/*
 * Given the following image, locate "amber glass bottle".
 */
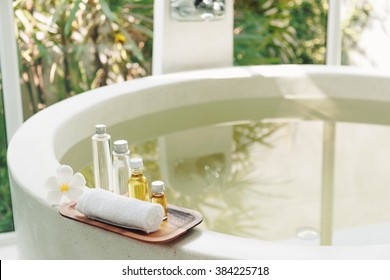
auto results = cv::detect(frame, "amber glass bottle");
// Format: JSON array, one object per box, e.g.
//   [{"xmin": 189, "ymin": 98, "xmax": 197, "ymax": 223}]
[
  {"xmin": 151, "ymin": 180, "xmax": 168, "ymax": 220},
  {"xmin": 128, "ymin": 158, "xmax": 149, "ymax": 201}
]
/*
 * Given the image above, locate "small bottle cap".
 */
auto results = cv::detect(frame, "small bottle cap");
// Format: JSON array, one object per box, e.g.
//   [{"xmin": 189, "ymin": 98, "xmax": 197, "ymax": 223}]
[
  {"xmin": 130, "ymin": 157, "xmax": 143, "ymax": 169},
  {"xmin": 113, "ymin": 140, "xmax": 129, "ymax": 154},
  {"xmin": 151, "ymin": 180, "xmax": 165, "ymax": 193},
  {"xmin": 95, "ymin": 124, "xmax": 106, "ymax": 135}
]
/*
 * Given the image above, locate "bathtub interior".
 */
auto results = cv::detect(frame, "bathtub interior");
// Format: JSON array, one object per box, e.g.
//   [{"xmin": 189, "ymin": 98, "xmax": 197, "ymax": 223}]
[{"xmin": 57, "ymin": 67, "xmax": 390, "ymax": 248}]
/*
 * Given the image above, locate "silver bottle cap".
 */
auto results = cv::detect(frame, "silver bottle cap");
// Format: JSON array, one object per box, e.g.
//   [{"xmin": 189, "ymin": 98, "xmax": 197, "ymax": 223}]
[
  {"xmin": 130, "ymin": 157, "xmax": 143, "ymax": 169},
  {"xmin": 113, "ymin": 140, "xmax": 129, "ymax": 154},
  {"xmin": 151, "ymin": 180, "xmax": 165, "ymax": 192},
  {"xmin": 95, "ymin": 124, "xmax": 106, "ymax": 135}
]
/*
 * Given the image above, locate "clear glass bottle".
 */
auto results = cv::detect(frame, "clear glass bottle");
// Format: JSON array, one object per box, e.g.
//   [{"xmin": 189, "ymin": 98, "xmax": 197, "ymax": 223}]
[
  {"xmin": 128, "ymin": 157, "xmax": 149, "ymax": 201},
  {"xmin": 151, "ymin": 180, "xmax": 168, "ymax": 220},
  {"xmin": 112, "ymin": 140, "xmax": 131, "ymax": 196},
  {"xmin": 92, "ymin": 124, "xmax": 113, "ymax": 191}
]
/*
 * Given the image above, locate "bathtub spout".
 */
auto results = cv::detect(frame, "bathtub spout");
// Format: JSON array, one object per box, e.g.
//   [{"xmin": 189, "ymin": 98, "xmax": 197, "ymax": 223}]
[{"xmin": 171, "ymin": 0, "xmax": 225, "ymax": 21}]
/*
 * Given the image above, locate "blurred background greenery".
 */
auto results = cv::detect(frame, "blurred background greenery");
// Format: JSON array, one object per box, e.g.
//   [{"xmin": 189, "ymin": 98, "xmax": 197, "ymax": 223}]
[
  {"xmin": 1, "ymin": 73, "xmax": 14, "ymax": 232},
  {"xmin": 0, "ymin": 0, "xmax": 371, "ymax": 233}
]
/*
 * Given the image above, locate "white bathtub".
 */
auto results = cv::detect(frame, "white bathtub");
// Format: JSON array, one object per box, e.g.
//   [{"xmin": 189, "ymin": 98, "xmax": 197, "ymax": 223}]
[{"xmin": 7, "ymin": 65, "xmax": 390, "ymax": 259}]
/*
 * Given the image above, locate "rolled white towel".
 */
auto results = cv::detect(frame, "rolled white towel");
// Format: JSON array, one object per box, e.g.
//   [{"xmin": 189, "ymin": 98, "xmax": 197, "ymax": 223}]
[{"xmin": 76, "ymin": 188, "xmax": 164, "ymax": 233}]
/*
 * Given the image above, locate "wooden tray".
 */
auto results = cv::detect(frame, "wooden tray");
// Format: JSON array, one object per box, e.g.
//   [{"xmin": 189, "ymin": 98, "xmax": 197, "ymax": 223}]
[{"xmin": 59, "ymin": 202, "xmax": 203, "ymax": 243}]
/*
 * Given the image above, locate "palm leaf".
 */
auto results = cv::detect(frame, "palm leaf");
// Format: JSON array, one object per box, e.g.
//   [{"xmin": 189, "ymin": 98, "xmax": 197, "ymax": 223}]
[
  {"xmin": 64, "ymin": 0, "xmax": 81, "ymax": 39},
  {"xmin": 99, "ymin": 0, "xmax": 118, "ymax": 22}
]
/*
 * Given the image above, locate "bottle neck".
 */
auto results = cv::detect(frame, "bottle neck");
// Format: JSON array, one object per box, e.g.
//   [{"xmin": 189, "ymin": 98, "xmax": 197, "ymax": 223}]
[
  {"xmin": 113, "ymin": 151, "xmax": 129, "ymax": 157},
  {"xmin": 93, "ymin": 133, "xmax": 110, "ymax": 141},
  {"xmin": 152, "ymin": 191, "xmax": 164, "ymax": 196},
  {"xmin": 131, "ymin": 168, "xmax": 142, "ymax": 175},
  {"xmin": 97, "ymin": 132, "xmax": 110, "ymax": 138}
]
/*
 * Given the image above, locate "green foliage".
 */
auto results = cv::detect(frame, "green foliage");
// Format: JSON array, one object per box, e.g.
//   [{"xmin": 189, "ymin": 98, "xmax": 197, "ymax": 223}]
[
  {"xmin": 14, "ymin": 0, "xmax": 154, "ymax": 118},
  {"xmin": 289, "ymin": 0, "xmax": 328, "ymax": 64},
  {"xmin": 234, "ymin": 0, "xmax": 327, "ymax": 65},
  {"xmin": 0, "ymin": 150, "xmax": 14, "ymax": 233},
  {"xmin": 0, "ymin": 74, "xmax": 15, "ymax": 233}
]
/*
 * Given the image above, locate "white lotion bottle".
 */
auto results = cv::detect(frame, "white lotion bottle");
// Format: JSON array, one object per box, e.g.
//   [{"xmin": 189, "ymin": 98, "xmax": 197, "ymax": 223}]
[
  {"xmin": 92, "ymin": 124, "xmax": 113, "ymax": 191},
  {"xmin": 112, "ymin": 140, "xmax": 131, "ymax": 196}
]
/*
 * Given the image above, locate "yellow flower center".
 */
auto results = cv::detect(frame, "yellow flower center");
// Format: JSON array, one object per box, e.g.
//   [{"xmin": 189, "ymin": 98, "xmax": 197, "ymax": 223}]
[
  {"xmin": 60, "ymin": 184, "xmax": 69, "ymax": 192},
  {"xmin": 114, "ymin": 32, "xmax": 126, "ymax": 44}
]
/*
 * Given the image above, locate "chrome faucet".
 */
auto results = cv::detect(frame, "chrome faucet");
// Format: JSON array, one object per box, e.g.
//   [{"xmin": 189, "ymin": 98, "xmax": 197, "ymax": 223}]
[{"xmin": 171, "ymin": 0, "xmax": 225, "ymax": 21}]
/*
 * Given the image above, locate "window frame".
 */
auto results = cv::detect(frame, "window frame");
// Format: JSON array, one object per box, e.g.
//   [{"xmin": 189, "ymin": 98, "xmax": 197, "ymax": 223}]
[
  {"xmin": 0, "ymin": 0, "xmax": 23, "ymax": 142},
  {"xmin": 326, "ymin": 0, "xmax": 342, "ymax": 65}
]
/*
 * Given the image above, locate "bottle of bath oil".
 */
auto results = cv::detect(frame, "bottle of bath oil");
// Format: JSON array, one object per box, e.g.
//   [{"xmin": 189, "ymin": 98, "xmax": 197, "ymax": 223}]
[
  {"xmin": 128, "ymin": 157, "xmax": 149, "ymax": 201},
  {"xmin": 112, "ymin": 140, "xmax": 131, "ymax": 196},
  {"xmin": 151, "ymin": 180, "xmax": 168, "ymax": 220},
  {"xmin": 92, "ymin": 124, "xmax": 113, "ymax": 191}
]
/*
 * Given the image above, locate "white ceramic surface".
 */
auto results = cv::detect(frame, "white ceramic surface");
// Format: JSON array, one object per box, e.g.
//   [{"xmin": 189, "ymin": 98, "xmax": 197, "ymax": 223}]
[{"xmin": 7, "ymin": 65, "xmax": 390, "ymax": 259}]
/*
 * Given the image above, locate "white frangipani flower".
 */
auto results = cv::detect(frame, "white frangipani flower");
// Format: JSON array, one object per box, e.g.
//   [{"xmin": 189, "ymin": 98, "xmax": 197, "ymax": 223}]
[{"xmin": 45, "ymin": 165, "xmax": 86, "ymax": 205}]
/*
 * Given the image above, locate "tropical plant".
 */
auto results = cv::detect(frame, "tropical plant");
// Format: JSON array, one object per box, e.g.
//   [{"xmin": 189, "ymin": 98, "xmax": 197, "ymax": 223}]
[
  {"xmin": 288, "ymin": 0, "xmax": 328, "ymax": 64},
  {"xmin": 14, "ymin": 0, "xmax": 153, "ymax": 118},
  {"xmin": 234, "ymin": 0, "xmax": 301, "ymax": 65},
  {"xmin": 0, "ymin": 74, "xmax": 14, "ymax": 232},
  {"xmin": 234, "ymin": 0, "xmax": 370, "ymax": 66}
]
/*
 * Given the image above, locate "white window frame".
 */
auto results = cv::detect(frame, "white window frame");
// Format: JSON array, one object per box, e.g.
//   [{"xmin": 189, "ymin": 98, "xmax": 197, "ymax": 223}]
[
  {"xmin": 0, "ymin": 0, "xmax": 23, "ymax": 142},
  {"xmin": 326, "ymin": 0, "xmax": 342, "ymax": 65}
]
